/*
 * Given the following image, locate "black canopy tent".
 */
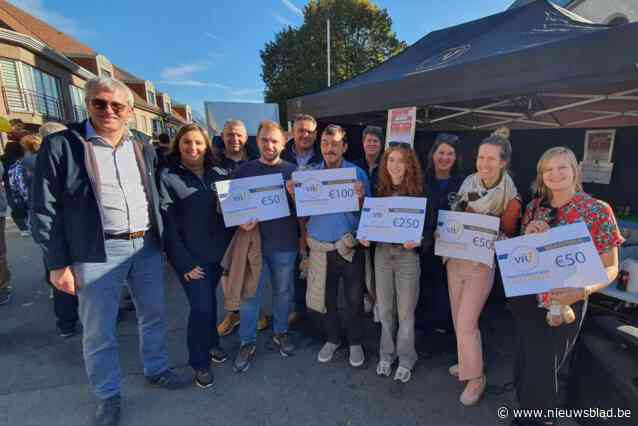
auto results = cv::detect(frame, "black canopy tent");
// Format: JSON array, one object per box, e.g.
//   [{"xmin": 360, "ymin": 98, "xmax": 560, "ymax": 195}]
[{"xmin": 287, "ymin": 0, "xmax": 638, "ymax": 132}]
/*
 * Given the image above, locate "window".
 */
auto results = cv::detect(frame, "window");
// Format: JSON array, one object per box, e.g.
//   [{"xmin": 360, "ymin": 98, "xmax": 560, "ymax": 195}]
[
  {"xmin": 152, "ymin": 118, "xmax": 163, "ymax": 135},
  {"xmin": 100, "ymin": 68, "xmax": 112, "ymax": 78},
  {"xmin": 186, "ymin": 111, "xmax": 192, "ymax": 123},
  {"xmin": 147, "ymin": 90, "xmax": 156, "ymax": 106},
  {"xmin": 0, "ymin": 58, "xmax": 63, "ymax": 119},
  {"xmin": 164, "ymin": 99, "xmax": 171, "ymax": 113},
  {"xmin": 69, "ymin": 85, "xmax": 87, "ymax": 121}
]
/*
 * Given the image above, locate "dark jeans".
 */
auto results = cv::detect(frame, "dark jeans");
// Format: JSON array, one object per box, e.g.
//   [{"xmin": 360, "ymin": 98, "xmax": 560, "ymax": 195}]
[
  {"xmin": 178, "ymin": 262, "xmax": 222, "ymax": 371},
  {"xmin": 417, "ymin": 250, "xmax": 453, "ymax": 332},
  {"xmin": 0, "ymin": 217, "xmax": 10, "ymax": 289},
  {"xmin": 511, "ymin": 295, "xmax": 585, "ymax": 419},
  {"xmin": 324, "ymin": 247, "xmax": 364, "ymax": 346}
]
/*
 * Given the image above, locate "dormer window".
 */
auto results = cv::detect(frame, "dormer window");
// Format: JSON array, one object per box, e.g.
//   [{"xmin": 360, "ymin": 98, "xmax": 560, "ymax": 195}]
[
  {"xmin": 147, "ymin": 90, "xmax": 156, "ymax": 106},
  {"xmin": 145, "ymin": 81, "xmax": 157, "ymax": 106}
]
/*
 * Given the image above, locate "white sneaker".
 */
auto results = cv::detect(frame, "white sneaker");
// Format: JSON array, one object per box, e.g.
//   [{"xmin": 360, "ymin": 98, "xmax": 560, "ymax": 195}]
[
  {"xmin": 20, "ymin": 230, "xmax": 31, "ymax": 237},
  {"xmin": 376, "ymin": 360, "xmax": 392, "ymax": 377},
  {"xmin": 317, "ymin": 342, "xmax": 340, "ymax": 363},
  {"xmin": 394, "ymin": 366, "xmax": 412, "ymax": 383}
]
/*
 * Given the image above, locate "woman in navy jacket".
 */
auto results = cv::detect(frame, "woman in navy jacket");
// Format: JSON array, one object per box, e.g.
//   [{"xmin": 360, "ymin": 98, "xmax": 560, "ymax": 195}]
[
  {"xmin": 417, "ymin": 134, "xmax": 465, "ymax": 343},
  {"xmin": 159, "ymin": 124, "xmax": 233, "ymax": 389}
]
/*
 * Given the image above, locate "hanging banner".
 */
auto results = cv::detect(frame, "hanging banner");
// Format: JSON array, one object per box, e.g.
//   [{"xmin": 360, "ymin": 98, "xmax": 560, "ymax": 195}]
[{"xmin": 385, "ymin": 107, "xmax": 417, "ymax": 148}]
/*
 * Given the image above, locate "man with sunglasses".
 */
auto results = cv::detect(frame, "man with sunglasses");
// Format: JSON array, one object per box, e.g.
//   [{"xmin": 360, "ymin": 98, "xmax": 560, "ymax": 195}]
[{"xmin": 30, "ymin": 76, "xmax": 188, "ymax": 426}]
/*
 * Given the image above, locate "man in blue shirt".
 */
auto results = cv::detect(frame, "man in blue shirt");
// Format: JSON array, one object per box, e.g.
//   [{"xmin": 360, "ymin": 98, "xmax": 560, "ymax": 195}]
[{"xmin": 305, "ymin": 124, "xmax": 370, "ymax": 368}]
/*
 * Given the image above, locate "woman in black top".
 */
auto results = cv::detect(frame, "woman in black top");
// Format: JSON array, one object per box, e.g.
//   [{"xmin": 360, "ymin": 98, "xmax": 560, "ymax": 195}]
[
  {"xmin": 159, "ymin": 124, "xmax": 234, "ymax": 389},
  {"xmin": 417, "ymin": 133, "xmax": 464, "ymax": 342}
]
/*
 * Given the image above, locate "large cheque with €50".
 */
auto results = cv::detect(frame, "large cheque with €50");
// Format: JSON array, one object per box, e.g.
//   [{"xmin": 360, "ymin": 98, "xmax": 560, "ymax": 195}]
[
  {"xmin": 292, "ymin": 168, "xmax": 359, "ymax": 216},
  {"xmin": 215, "ymin": 173, "xmax": 290, "ymax": 227},
  {"xmin": 434, "ymin": 210, "xmax": 500, "ymax": 267},
  {"xmin": 495, "ymin": 222, "xmax": 608, "ymax": 297},
  {"xmin": 356, "ymin": 196, "xmax": 427, "ymax": 244}
]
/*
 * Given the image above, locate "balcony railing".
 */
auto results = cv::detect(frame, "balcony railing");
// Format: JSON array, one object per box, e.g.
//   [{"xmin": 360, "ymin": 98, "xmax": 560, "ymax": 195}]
[{"xmin": 2, "ymin": 86, "xmax": 65, "ymax": 120}]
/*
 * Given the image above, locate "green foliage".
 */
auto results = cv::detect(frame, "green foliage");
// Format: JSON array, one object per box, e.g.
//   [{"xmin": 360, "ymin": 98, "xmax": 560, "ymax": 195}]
[{"xmin": 260, "ymin": 0, "xmax": 406, "ymax": 121}]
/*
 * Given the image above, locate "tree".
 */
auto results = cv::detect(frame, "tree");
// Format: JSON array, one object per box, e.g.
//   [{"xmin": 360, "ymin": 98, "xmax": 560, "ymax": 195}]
[{"xmin": 261, "ymin": 0, "xmax": 406, "ymax": 122}]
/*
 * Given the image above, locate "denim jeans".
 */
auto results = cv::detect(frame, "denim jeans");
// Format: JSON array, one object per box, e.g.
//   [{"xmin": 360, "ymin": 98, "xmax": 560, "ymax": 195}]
[
  {"xmin": 74, "ymin": 233, "xmax": 168, "ymax": 400},
  {"xmin": 239, "ymin": 250, "xmax": 296, "ymax": 345},
  {"xmin": 178, "ymin": 262, "xmax": 222, "ymax": 371}
]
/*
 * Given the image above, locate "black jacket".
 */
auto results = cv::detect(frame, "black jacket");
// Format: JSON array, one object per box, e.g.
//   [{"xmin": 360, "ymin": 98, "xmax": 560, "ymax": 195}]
[
  {"xmin": 158, "ymin": 161, "xmax": 233, "ymax": 275},
  {"xmin": 280, "ymin": 139, "xmax": 322, "ymax": 167},
  {"xmin": 30, "ymin": 120, "xmax": 163, "ymax": 270},
  {"xmin": 423, "ymin": 174, "xmax": 465, "ymax": 250}
]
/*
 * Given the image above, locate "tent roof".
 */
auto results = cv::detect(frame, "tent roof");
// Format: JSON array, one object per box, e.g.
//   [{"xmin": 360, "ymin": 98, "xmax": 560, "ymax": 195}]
[{"xmin": 287, "ymin": 0, "xmax": 638, "ymax": 130}]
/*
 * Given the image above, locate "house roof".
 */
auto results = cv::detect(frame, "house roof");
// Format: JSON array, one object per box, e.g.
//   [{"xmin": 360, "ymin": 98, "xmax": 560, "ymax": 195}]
[
  {"xmin": 114, "ymin": 65, "xmax": 143, "ymax": 83},
  {"xmin": 0, "ymin": 0, "xmax": 95, "ymax": 56},
  {"xmin": 170, "ymin": 108, "xmax": 187, "ymax": 124}
]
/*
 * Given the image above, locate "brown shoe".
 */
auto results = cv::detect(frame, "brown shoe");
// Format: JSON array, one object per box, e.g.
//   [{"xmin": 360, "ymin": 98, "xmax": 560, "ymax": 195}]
[
  {"xmin": 217, "ymin": 312, "xmax": 240, "ymax": 336},
  {"xmin": 257, "ymin": 313, "xmax": 269, "ymax": 331}
]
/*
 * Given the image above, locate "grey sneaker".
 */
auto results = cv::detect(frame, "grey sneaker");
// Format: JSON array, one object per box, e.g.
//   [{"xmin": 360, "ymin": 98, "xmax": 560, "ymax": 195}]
[
  {"xmin": 317, "ymin": 342, "xmax": 340, "ymax": 363},
  {"xmin": 234, "ymin": 343, "xmax": 256, "ymax": 373},
  {"xmin": 273, "ymin": 333, "xmax": 295, "ymax": 357},
  {"xmin": 349, "ymin": 345, "xmax": 365, "ymax": 368}
]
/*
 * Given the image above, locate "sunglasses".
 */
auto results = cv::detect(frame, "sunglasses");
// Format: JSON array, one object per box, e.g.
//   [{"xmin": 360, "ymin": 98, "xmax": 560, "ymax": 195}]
[{"xmin": 90, "ymin": 98, "xmax": 129, "ymax": 114}]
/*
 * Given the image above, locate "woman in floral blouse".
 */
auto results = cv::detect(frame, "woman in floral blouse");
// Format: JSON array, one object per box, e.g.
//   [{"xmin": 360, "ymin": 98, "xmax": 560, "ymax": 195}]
[{"xmin": 511, "ymin": 147, "xmax": 623, "ymax": 426}]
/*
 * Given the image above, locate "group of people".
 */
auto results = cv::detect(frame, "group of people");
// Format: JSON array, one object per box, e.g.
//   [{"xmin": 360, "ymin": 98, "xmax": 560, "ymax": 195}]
[{"xmin": 12, "ymin": 75, "xmax": 621, "ymax": 426}]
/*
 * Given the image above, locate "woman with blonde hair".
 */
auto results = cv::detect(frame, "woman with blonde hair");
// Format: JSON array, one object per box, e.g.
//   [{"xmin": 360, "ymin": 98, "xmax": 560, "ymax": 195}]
[
  {"xmin": 360, "ymin": 143, "xmax": 424, "ymax": 382},
  {"xmin": 510, "ymin": 147, "xmax": 622, "ymax": 426},
  {"xmin": 446, "ymin": 133, "xmax": 521, "ymax": 406}
]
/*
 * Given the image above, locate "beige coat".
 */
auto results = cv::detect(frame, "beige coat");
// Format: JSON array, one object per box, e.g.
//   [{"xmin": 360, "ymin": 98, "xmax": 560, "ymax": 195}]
[
  {"xmin": 220, "ymin": 226, "xmax": 262, "ymax": 311},
  {"xmin": 306, "ymin": 233, "xmax": 374, "ymax": 313}
]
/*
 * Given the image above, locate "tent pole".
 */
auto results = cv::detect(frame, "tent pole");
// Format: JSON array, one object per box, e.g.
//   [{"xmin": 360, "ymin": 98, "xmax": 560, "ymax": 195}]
[{"xmin": 327, "ymin": 18, "xmax": 331, "ymax": 87}]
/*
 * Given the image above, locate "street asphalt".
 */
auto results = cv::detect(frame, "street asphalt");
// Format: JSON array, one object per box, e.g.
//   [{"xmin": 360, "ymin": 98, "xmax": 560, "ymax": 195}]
[{"xmin": 0, "ymin": 218, "xmax": 579, "ymax": 426}]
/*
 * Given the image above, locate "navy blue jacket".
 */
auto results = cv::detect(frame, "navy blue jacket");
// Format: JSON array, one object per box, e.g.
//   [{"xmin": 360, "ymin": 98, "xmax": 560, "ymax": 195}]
[
  {"xmin": 158, "ymin": 161, "xmax": 233, "ymax": 275},
  {"xmin": 30, "ymin": 120, "xmax": 163, "ymax": 270},
  {"xmin": 280, "ymin": 139, "xmax": 323, "ymax": 168}
]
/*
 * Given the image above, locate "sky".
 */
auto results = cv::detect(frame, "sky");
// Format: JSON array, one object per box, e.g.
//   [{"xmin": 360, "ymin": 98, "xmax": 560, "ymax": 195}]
[{"xmin": 9, "ymin": 0, "xmax": 515, "ymax": 116}]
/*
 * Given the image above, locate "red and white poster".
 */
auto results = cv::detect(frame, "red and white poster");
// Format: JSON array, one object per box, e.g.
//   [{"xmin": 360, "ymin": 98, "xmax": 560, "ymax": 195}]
[{"xmin": 385, "ymin": 107, "xmax": 417, "ymax": 148}]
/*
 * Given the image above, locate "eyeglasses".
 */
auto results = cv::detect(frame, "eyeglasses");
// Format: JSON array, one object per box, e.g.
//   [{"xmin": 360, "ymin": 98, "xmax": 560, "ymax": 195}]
[{"xmin": 90, "ymin": 98, "xmax": 129, "ymax": 114}]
